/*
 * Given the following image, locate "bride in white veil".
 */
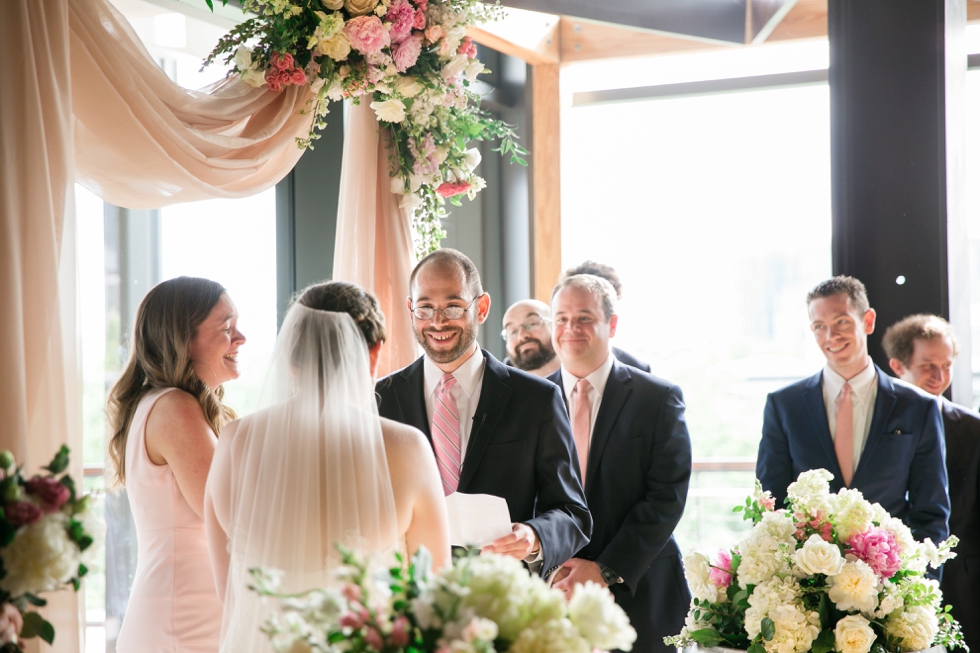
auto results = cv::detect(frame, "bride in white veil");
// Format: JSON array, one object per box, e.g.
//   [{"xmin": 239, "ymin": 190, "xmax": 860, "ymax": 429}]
[{"xmin": 204, "ymin": 281, "xmax": 451, "ymax": 653}]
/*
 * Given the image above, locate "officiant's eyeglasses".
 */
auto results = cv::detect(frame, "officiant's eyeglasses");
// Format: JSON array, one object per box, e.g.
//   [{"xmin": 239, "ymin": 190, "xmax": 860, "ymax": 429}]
[
  {"xmin": 501, "ymin": 318, "xmax": 551, "ymax": 341},
  {"xmin": 410, "ymin": 295, "xmax": 482, "ymax": 321}
]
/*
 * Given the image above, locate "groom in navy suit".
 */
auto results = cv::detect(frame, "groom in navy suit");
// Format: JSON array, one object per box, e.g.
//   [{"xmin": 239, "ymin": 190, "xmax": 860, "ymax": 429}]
[
  {"xmin": 547, "ymin": 274, "xmax": 691, "ymax": 653},
  {"xmin": 375, "ymin": 248, "xmax": 591, "ymax": 575},
  {"xmin": 757, "ymin": 276, "xmax": 948, "ymax": 546}
]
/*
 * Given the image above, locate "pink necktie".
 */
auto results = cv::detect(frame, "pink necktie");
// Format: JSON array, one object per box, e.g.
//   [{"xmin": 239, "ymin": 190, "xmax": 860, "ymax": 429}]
[
  {"xmin": 431, "ymin": 373, "xmax": 461, "ymax": 495},
  {"xmin": 835, "ymin": 382, "xmax": 854, "ymax": 487},
  {"xmin": 572, "ymin": 379, "xmax": 592, "ymax": 483}
]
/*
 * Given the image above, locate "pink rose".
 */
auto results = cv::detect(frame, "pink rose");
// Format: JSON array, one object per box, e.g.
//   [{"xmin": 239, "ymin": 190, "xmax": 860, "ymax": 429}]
[
  {"xmin": 0, "ymin": 603, "xmax": 23, "ymax": 644},
  {"xmin": 25, "ymin": 476, "xmax": 71, "ymax": 513},
  {"xmin": 346, "ymin": 15, "xmax": 391, "ymax": 55},
  {"xmin": 847, "ymin": 527, "xmax": 902, "ymax": 578},
  {"xmin": 424, "ymin": 24, "xmax": 445, "ymax": 45},
  {"xmin": 386, "ymin": 0, "xmax": 415, "ymax": 44},
  {"xmin": 437, "ymin": 181, "xmax": 471, "ymax": 198},
  {"xmin": 364, "ymin": 626, "xmax": 384, "ymax": 651},
  {"xmin": 339, "ymin": 611, "xmax": 363, "ymax": 630},
  {"xmin": 4, "ymin": 500, "xmax": 42, "ymax": 526},
  {"xmin": 265, "ymin": 70, "xmax": 284, "ymax": 92},
  {"xmin": 390, "ymin": 616, "xmax": 410, "ymax": 647},
  {"xmin": 393, "ymin": 34, "xmax": 422, "ymax": 72},
  {"xmin": 341, "ymin": 583, "xmax": 362, "ymax": 603},
  {"xmin": 415, "ymin": 0, "xmax": 428, "ymax": 10},
  {"xmin": 709, "ymin": 549, "xmax": 734, "ymax": 589},
  {"xmin": 413, "ymin": 9, "xmax": 426, "ymax": 30},
  {"xmin": 290, "ymin": 69, "xmax": 308, "ymax": 85},
  {"xmin": 457, "ymin": 37, "xmax": 477, "ymax": 59},
  {"xmin": 272, "ymin": 52, "xmax": 294, "ymax": 71}
]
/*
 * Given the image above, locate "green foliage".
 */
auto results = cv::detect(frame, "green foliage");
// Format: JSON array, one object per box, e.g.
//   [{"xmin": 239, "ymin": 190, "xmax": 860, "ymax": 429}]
[
  {"xmin": 20, "ymin": 612, "xmax": 55, "ymax": 644},
  {"xmin": 810, "ymin": 629, "xmax": 836, "ymax": 653},
  {"xmin": 42, "ymin": 445, "xmax": 70, "ymax": 475}
]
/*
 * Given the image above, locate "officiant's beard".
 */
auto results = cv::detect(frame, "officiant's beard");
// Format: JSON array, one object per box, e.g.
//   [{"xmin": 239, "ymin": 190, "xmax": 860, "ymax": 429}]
[
  {"xmin": 415, "ymin": 321, "xmax": 480, "ymax": 364},
  {"xmin": 512, "ymin": 338, "xmax": 556, "ymax": 371}
]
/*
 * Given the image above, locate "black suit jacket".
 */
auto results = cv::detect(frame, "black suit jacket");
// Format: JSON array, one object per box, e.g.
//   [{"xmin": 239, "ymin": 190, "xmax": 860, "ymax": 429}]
[
  {"xmin": 376, "ymin": 350, "xmax": 592, "ymax": 574},
  {"xmin": 940, "ymin": 399, "xmax": 980, "ymax": 651},
  {"xmin": 548, "ymin": 360, "xmax": 692, "ymax": 653}
]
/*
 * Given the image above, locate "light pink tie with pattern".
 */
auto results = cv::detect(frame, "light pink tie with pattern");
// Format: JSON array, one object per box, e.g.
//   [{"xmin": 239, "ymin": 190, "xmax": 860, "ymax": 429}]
[
  {"xmin": 431, "ymin": 373, "xmax": 461, "ymax": 495},
  {"xmin": 572, "ymin": 379, "xmax": 592, "ymax": 483},
  {"xmin": 835, "ymin": 382, "xmax": 854, "ymax": 487}
]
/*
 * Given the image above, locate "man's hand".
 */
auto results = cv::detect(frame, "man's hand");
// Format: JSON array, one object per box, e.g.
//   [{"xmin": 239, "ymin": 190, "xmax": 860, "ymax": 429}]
[
  {"xmin": 552, "ymin": 558, "xmax": 606, "ymax": 600},
  {"xmin": 481, "ymin": 523, "xmax": 538, "ymax": 560}
]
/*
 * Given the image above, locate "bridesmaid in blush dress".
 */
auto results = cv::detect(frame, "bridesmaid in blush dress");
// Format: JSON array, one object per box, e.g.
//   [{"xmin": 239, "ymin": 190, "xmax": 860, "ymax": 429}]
[{"xmin": 107, "ymin": 277, "xmax": 246, "ymax": 653}]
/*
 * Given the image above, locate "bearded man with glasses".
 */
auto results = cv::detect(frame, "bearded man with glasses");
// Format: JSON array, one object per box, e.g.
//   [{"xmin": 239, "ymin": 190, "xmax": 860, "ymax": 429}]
[
  {"xmin": 501, "ymin": 299, "xmax": 559, "ymax": 377},
  {"xmin": 375, "ymin": 248, "xmax": 591, "ymax": 577}
]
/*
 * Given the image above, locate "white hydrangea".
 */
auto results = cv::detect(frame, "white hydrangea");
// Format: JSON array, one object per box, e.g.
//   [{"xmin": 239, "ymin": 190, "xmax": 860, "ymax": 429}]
[
  {"xmin": 873, "ymin": 581, "xmax": 905, "ymax": 619},
  {"xmin": 737, "ymin": 511, "xmax": 797, "ymax": 586},
  {"xmin": 827, "ymin": 558, "xmax": 879, "ymax": 613},
  {"xmin": 884, "ymin": 605, "xmax": 939, "ymax": 651},
  {"xmin": 832, "ymin": 489, "xmax": 875, "ymax": 541},
  {"xmin": 880, "ymin": 517, "xmax": 917, "ymax": 558},
  {"xmin": 787, "ymin": 469, "xmax": 833, "ymax": 507},
  {"xmin": 0, "ymin": 512, "xmax": 80, "ymax": 598},
  {"xmin": 567, "ymin": 582, "xmax": 636, "ymax": 652},
  {"xmin": 745, "ymin": 576, "xmax": 821, "ymax": 653},
  {"xmin": 507, "ymin": 617, "xmax": 590, "ymax": 653}
]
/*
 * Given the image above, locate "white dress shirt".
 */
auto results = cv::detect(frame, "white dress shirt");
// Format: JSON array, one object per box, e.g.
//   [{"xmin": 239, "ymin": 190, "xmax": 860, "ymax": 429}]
[
  {"xmin": 423, "ymin": 348, "xmax": 486, "ymax": 458},
  {"xmin": 822, "ymin": 359, "xmax": 878, "ymax": 470},
  {"xmin": 560, "ymin": 352, "xmax": 616, "ymax": 439}
]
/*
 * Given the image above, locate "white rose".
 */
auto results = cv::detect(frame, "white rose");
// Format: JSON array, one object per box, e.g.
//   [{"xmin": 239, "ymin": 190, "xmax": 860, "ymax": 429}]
[
  {"xmin": 464, "ymin": 61, "xmax": 485, "ymax": 82},
  {"xmin": 395, "ymin": 75, "xmax": 425, "ymax": 98},
  {"xmin": 324, "ymin": 0, "xmax": 344, "ymax": 8},
  {"xmin": 344, "ymin": 0, "xmax": 378, "ymax": 16},
  {"xmin": 326, "ymin": 79, "xmax": 344, "ymax": 101},
  {"xmin": 441, "ymin": 54, "xmax": 469, "ymax": 81},
  {"xmin": 884, "ymin": 605, "xmax": 939, "ymax": 651},
  {"xmin": 835, "ymin": 615, "xmax": 876, "ymax": 653},
  {"xmin": 234, "ymin": 45, "xmax": 253, "ymax": 70},
  {"xmin": 370, "ymin": 99, "xmax": 406, "ymax": 123},
  {"xmin": 827, "ymin": 558, "xmax": 879, "ymax": 613},
  {"xmin": 317, "ymin": 33, "xmax": 351, "ymax": 61},
  {"xmin": 682, "ymin": 551, "xmax": 717, "ymax": 603},
  {"xmin": 794, "ymin": 534, "xmax": 845, "ymax": 576},
  {"xmin": 567, "ymin": 581, "xmax": 637, "ymax": 652},
  {"xmin": 461, "ymin": 148, "xmax": 482, "ymax": 172}
]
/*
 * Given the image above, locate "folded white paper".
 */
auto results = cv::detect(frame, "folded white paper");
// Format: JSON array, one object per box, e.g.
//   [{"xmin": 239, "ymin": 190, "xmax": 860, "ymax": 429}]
[{"xmin": 445, "ymin": 492, "xmax": 513, "ymax": 548}]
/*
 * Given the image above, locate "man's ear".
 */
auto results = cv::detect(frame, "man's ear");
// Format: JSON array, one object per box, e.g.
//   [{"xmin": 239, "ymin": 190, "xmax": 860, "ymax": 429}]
[
  {"xmin": 608, "ymin": 314, "xmax": 618, "ymax": 338},
  {"xmin": 888, "ymin": 357, "xmax": 907, "ymax": 378},
  {"xmin": 863, "ymin": 308, "xmax": 877, "ymax": 335},
  {"xmin": 476, "ymin": 293, "xmax": 491, "ymax": 325}
]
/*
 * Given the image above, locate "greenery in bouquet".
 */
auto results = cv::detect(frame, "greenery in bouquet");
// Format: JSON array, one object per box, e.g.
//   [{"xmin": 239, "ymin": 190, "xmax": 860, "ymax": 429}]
[
  {"xmin": 251, "ymin": 547, "xmax": 637, "ymax": 653},
  {"xmin": 666, "ymin": 470, "xmax": 965, "ymax": 653},
  {"xmin": 0, "ymin": 446, "xmax": 99, "ymax": 651},
  {"xmin": 204, "ymin": 0, "xmax": 529, "ymax": 256}
]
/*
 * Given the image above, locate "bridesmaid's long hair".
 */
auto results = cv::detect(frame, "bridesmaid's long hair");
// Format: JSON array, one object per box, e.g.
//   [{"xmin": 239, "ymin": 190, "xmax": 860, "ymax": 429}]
[{"xmin": 106, "ymin": 276, "xmax": 236, "ymax": 487}]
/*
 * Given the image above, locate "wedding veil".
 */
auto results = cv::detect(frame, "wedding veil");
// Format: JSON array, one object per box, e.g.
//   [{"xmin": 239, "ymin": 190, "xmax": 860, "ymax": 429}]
[{"xmin": 207, "ymin": 304, "xmax": 399, "ymax": 652}]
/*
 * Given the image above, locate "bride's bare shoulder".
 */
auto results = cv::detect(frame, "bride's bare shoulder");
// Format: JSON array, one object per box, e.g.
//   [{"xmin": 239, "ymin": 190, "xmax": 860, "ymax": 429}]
[{"xmin": 379, "ymin": 418, "xmax": 430, "ymax": 460}]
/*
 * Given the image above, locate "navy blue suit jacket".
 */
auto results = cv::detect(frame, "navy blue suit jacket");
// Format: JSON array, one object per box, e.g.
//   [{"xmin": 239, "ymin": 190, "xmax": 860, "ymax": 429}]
[
  {"xmin": 375, "ymin": 350, "xmax": 592, "ymax": 575},
  {"xmin": 549, "ymin": 360, "xmax": 691, "ymax": 653},
  {"xmin": 757, "ymin": 366, "xmax": 949, "ymax": 545}
]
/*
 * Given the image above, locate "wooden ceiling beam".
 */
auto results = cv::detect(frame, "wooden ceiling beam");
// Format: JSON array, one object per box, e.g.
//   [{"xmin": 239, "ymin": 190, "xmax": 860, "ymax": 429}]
[{"xmin": 468, "ymin": 7, "xmax": 560, "ymax": 65}]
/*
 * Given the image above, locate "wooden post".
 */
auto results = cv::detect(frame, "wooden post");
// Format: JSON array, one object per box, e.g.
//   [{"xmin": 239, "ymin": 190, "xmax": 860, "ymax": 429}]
[{"xmin": 530, "ymin": 62, "xmax": 562, "ymax": 301}]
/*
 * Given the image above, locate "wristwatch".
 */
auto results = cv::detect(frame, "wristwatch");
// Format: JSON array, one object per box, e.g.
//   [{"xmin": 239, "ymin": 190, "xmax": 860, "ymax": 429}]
[{"xmin": 598, "ymin": 563, "xmax": 623, "ymax": 586}]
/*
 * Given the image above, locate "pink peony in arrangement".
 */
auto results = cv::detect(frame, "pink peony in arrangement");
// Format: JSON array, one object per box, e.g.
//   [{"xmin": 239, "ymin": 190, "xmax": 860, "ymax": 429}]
[
  {"xmin": 847, "ymin": 526, "xmax": 902, "ymax": 578},
  {"xmin": 345, "ymin": 16, "xmax": 391, "ymax": 55}
]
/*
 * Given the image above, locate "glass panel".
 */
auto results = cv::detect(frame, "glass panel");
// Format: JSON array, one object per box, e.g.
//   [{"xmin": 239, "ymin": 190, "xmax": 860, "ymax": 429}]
[
  {"xmin": 968, "ymin": 69, "xmax": 980, "ymax": 408},
  {"xmin": 562, "ymin": 82, "xmax": 833, "ymax": 550}
]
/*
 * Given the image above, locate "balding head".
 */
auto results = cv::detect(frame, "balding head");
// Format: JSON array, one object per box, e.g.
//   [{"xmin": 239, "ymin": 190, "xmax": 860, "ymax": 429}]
[{"xmin": 409, "ymin": 248, "xmax": 483, "ymax": 300}]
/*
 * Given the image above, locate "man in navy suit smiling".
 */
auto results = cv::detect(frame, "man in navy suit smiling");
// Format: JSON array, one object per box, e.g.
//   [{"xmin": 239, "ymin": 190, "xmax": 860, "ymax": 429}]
[{"xmin": 756, "ymin": 276, "xmax": 949, "ymax": 546}]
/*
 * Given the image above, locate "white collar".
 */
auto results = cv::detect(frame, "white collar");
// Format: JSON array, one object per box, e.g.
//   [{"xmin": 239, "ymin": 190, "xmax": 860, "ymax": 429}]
[
  {"xmin": 823, "ymin": 358, "xmax": 877, "ymax": 403},
  {"xmin": 560, "ymin": 351, "xmax": 615, "ymax": 400},
  {"xmin": 423, "ymin": 347, "xmax": 485, "ymax": 398}
]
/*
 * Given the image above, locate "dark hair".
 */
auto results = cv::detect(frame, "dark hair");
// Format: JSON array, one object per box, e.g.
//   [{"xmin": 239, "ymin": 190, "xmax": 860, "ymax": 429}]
[
  {"xmin": 296, "ymin": 280, "xmax": 386, "ymax": 347},
  {"xmin": 806, "ymin": 275, "xmax": 870, "ymax": 314},
  {"xmin": 560, "ymin": 261, "xmax": 622, "ymax": 299},
  {"xmin": 107, "ymin": 277, "xmax": 235, "ymax": 487},
  {"xmin": 551, "ymin": 274, "xmax": 617, "ymax": 320},
  {"xmin": 882, "ymin": 314, "xmax": 959, "ymax": 366},
  {"xmin": 409, "ymin": 248, "xmax": 484, "ymax": 299}
]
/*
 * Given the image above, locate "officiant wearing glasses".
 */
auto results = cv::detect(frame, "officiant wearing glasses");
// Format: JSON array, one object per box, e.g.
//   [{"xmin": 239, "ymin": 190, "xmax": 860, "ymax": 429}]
[{"xmin": 375, "ymin": 248, "xmax": 591, "ymax": 576}]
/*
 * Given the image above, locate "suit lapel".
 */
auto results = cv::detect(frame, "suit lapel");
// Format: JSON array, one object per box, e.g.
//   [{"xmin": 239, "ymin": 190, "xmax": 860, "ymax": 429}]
[
  {"xmin": 392, "ymin": 358, "xmax": 431, "ymax": 439},
  {"xmin": 458, "ymin": 351, "xmax": 512, "ymax": 492},
  {"xmin": 585, "ymin": 361, "xmax": 631, "ymax": 492},
  {"xmin": 802, "ymin": 371, "xmax": 841, "ymax": 479},
  {"xmin": 854, "ymin": 367, "xmax": 897, "ymax": 480}
]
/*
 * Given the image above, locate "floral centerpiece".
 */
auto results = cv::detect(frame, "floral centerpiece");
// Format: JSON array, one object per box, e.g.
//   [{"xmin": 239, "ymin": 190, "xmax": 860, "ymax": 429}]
[
  {"xmin": 252, "ymin": 547, "xmax": 637, "ymax": 653},
  {"xmin": 0, "ymin": 446, "xmax": 98, "ymax": 651},
  {"xmin": 667, "ymin": 469, "xmax": 965, "ymax": 653},
  {"xmin": 204, "ymin": 0, "xmax": 528, "ymax": 256}
]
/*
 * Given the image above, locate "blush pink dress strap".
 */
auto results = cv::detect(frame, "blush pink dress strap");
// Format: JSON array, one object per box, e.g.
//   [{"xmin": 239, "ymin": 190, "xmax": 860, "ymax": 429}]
[{"xmin": 116, "ymin": 387, "xmax": 223, "ymax": 653}]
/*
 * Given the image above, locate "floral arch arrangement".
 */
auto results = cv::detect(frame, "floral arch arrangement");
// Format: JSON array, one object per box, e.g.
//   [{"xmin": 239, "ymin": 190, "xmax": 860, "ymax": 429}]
[{"xmin": 206, "ymin": 0, "xmax": 528, "ymax": 255}]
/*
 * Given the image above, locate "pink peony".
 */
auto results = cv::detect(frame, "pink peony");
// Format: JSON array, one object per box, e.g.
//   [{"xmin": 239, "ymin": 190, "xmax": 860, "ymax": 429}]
[
  {"xmin": 25, "ymin": 476, "xmax": 71, "ymax": 513},
  {"xmin": 0, "ymin": 603, "xmax": 23, "ymax": 644},
  {"xmin": 457, "ymin": 37, "xmax": 477, "ymax": 59},
  {"xmin": 272, "ymin": 52, "xmax": 294, "ymax": 71},
  {"xmin": 364, "ymin": 626, "xmax": 384, "ymax": 651},
  {"xmin": 437, "ymin": 181, "xmax": 471, "ymax": 198},
  {"xmin": 847, "ymin": 527, "xmax": 902, "ymax": 578},
  {"xmin": 413, "ymin": 8, "xmax": 426, "ymax": 30},
  {"xmin": 709, "ymin": 549, "xmax": 734, "ymax": 589},
  {"xmin": 346, "ymin": 15, "xmax": 391, "ymax": 55},
  {"xmin": 386, "ymin": 0, "xmax": 416, "ymax": 44},
  {"xmin": 390, "ymin": 616, "xmax": 410, "ymax": 647},
  {"xmin": 393, "ymin": 34, "xmax": 423, "ymax": 72},
  {"xmin": 4, "ymin": 500, "xmax": 42, "ymax": 526}
]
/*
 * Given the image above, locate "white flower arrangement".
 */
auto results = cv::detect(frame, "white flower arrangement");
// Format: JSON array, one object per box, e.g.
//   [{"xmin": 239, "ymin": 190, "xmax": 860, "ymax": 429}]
[
  {"xmin": 666, "ymin": 470, "xmax": 965, "ymax": 653},
  {"xmin": 254, "ymin": 548, "xmax": 637, "ymax": 653}
]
